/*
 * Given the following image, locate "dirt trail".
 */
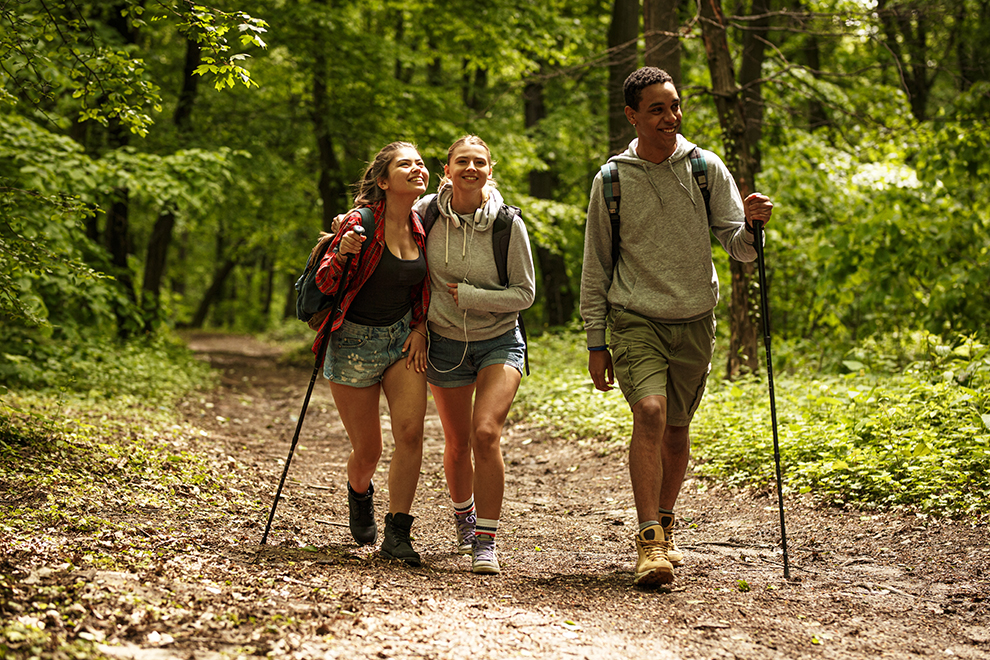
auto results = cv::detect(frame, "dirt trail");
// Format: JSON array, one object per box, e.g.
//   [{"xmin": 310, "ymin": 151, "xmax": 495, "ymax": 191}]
[{"xmin": 52, "ymin": 334, "xmax": 990, "ymax": 659}]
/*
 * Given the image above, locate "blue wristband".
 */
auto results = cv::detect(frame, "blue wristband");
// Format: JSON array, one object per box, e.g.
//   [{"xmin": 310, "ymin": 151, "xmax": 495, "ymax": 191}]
[{"xmin": 588, "ymin": 345, "xmax": 607, "ymax": 352}]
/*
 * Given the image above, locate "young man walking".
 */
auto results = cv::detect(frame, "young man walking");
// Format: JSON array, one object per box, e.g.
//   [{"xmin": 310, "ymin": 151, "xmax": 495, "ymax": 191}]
[{"xmin": 580, "ymin": 67, "xmax": 774, "ymax": 586}]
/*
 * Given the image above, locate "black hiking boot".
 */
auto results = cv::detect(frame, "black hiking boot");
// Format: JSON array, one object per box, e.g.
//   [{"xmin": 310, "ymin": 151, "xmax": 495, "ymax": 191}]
[
  {"xmin": 380, "ymin": 512, "xmax": 421, "ymax": 567},
  {"xmin": 347, "ymin": 481, "xmax": 377, "ymax": 546}
]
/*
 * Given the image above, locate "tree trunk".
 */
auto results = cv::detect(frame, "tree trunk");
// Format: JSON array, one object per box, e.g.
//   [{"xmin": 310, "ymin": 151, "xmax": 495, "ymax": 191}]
[
  {"xmin": 876, "ymin": 0, "xmax": 933, "ymax": 121},
  {"xmin": 740, "ymin": 0, "xmax": 770, "ymax": 169},
  {"xmin": 644, "ymin": 0, "xmax": 682, "ymax": 86},
  {"xmin": 608, "ymin": 0, "xmax": 639, "ymax": 155},
  {"xmin": 190, "ymin": 242, "xmax": 244, "ymax": 329},
  {"xmin": 141, "ymin": 206, "xmax": 175, "ymax": 330},
  {"xmin": 104, "ymin": 4, "xmax": 140, "ymax": 338},
  {"xmin": 462, "ymin": 63, "xmax": 488, "ymax": 112},
  {"xmin": 698, "ymin": 0, "xmax": 761, "ymax": 379},
  {"xmin": 312, "ymin": 47, "xmax": 348, "ymax": 232},
  {"xmin": 174, "ymin": 38, "xmax": 200, "ymax": 131},
  {"xmin": 525, "ymin": 74, "xmax": 574, "ymax": 327},
  {"xmin": 141, "ymin": 38, "xmax": 200, "ymax": 331}
]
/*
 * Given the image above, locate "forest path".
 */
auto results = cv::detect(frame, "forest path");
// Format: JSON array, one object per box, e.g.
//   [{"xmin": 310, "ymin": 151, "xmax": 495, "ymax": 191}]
[{"xmin": 103, "ymin": 332, "xmax": 990, "ymax": 659}]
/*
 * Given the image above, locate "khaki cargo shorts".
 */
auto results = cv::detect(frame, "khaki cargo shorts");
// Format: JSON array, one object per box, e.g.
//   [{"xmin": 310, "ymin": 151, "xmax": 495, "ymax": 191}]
[{"xmin": 608, "ymin": 308, "xmax": 716, "ymax": 426}]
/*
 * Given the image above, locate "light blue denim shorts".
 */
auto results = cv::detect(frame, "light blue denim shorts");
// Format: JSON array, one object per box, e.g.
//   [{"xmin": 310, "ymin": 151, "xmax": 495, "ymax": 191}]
[
  {"xmin": 323, "ymin": 311, "xmax": 412, "ymax": 388},
  {"xmin": 427, "ymin": 325, "xmax": 525, "ymax": 388}
]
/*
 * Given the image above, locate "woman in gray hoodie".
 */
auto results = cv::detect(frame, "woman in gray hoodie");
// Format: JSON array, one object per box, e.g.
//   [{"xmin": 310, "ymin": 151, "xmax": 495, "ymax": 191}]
[{"xmin": 413, "ymin": 135, "xmax": 536, "ymax": 575}]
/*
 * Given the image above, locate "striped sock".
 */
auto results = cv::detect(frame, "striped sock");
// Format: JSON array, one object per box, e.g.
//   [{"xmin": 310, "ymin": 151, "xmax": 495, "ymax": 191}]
[
  {"xmin": 453, "ymin": 496, "xmax": 475, "ymax": 517},
  {"xmin": 476, "ymin": 517, "xmax": 499, "ymax": 539}
]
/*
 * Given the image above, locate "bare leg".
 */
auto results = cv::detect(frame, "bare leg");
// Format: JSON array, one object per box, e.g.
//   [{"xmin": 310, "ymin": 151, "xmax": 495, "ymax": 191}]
[
  {"xmin": 329, "ymin": 382, "xmax": 384, "ymax": 494},
  {"xmin": 469, "ymin": 364, "xmax": 521, "ymax": 521},
  {"xmin": 659, "ymin": 424, "xmax": 691, "ymax": 512},
  {"xmin": 629, "ymin": 395, "xmax": 667, "ymax": 524},
  {"xmin": 431, "ymin": 383, "xmax": 476, "ymax": 504},
  {"xmin": 381, "ymin": 359, "xmax": 427, "ymax": 514}
]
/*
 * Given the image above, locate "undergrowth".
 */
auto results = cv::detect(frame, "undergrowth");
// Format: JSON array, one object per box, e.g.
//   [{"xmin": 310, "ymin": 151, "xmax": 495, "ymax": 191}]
[
  {"xmin": 515, "ymin": 331, "xmax": 990, "ymax": 517},
  {"xmin": 0, "ymin": 331, "xmax": 214, "ymax": 402},
  {"xmin": 0, "ymin": 336, "xmax": 257, "ymax": 660}
]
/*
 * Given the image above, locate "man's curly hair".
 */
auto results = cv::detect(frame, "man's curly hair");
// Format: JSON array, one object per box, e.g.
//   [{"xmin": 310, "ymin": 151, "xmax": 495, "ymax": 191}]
[{"xmin": 623, "ymin": 67, "xmax": 675, "ymax": 111}]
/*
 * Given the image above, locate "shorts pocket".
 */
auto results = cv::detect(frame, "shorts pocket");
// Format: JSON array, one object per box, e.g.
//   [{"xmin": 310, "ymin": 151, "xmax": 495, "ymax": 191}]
[{"xmin": 337, "ymin": 335, "xmax": 366, "ymax": 350}]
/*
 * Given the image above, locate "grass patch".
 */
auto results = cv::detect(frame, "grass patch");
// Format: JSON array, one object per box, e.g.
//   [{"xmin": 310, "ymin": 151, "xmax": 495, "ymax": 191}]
[
  {"xmin": 516, "ymin": 331, "xmax": 990, "ymax": 517},
  {"xmin": 0, "ymin": 336, "xmax": 262, "ymax": 660},
  {"xmin": 0, "ymin": 332, "xmax": 215, "ymax": 402}
]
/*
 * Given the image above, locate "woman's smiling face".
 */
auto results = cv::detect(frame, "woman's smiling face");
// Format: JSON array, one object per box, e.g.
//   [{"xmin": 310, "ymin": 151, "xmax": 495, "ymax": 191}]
[
  {"xmin": 445, "ymin": 143, "xmax": 492, "ymax": 194},
  {"xmin": 380, "ymin": 146, "xmax": 429, "ymax": 196}
]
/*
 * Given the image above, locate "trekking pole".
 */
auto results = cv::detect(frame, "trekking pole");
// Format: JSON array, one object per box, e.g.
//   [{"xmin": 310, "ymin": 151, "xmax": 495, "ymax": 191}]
[
  {"xmin": 260, "ymin": 225, "xmax": 364, "ymax": 546},
  {"xmin": 752, "ymin": 219, "xmax": 790, "ymax": 580}
]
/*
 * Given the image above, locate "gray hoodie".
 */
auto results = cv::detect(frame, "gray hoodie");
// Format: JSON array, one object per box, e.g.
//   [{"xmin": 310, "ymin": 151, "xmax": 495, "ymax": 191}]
[
  {"xmin": 580, "ymin": 135, "xmax": 756, "ymax": 348},
  {"xmin": 414, "ymin": 186, "xmax": 536, "ymax": 342}
]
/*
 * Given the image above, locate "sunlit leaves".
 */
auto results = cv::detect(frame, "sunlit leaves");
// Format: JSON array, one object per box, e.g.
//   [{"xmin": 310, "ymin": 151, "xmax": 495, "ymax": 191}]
[{"xmin": 515, "ymin": 331, "xmax": 990, "ymax": 517}]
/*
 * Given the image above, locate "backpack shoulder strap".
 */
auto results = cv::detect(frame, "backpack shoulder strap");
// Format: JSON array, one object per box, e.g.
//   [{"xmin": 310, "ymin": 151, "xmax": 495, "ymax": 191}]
[
  {"xmin": 599, "ymin": 162, "xmax": 621, "ymax": 267},
  {"xmin": 493, "ymin": 204, "xmax": 529, "ymax": 376},
  {"xmin": 492, "ymin": 204, "xmax": 517, "ymax": 287},
  {"xmin": 356, "ymin": 206, "xmax": 376, "ymax": 233},
  {"xmin": 346, "ymin": 206, "xmax": 377, "ymax": 269},
  {"xmin": 422, "ymin": 196, "xmax": 440, "ymax": 236},
  {"xmin": 689, "ymin": 147, "xmax": 712, "ymax": 221}
]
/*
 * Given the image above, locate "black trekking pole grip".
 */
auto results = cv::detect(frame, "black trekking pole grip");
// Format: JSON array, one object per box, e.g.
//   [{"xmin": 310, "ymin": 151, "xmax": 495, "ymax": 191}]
[
  {"xmin": 260, "ymin": 225, "xmax": 364, "ymax": 546},
  {"xmin": 753, "ymin": 218, "xmax": 790, "ymax": 579}
]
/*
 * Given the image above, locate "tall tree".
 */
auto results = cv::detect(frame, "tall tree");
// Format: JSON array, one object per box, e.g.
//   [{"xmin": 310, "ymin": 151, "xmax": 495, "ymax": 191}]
[
  {"xmin": 140, "ymin": 38, "xmax": 201, "ymax": 331},
  {"xmin": 526, "ymin": 71, "xmax": 575, "ymax": 327},
  {"xmin": 698, "ymin": 0, "xmax": 762, "ymax": 378},
  {"xmin": 103, "ymin": 4, "xmax": 141, "ymax": 338},
  {"xmin": 644, "ymin": 0, "xmax": 682, "ymax": 85},
  {"xmin": 311, "ymin": 39, "xmax": 348, "ymax": 231},
  {"xmin": 608, "ymin": 0, "xmax": 640, "ymax": 155}
]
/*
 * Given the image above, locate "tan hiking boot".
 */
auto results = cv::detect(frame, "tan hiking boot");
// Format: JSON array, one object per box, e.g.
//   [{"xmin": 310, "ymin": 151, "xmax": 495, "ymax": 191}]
[
  {"xmin": 663, "ymin": 523, "xmax": 684, "ymax": 567},
  {"xmin": 634, "ymin": 524, "xmax": 674, "ymax": 586}
]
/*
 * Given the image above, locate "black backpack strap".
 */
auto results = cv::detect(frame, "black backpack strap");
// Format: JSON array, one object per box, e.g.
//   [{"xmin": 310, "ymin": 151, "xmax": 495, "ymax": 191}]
[
  {"xmin": 349, "ymin": 206, "xmax": 376, "ymax": 268},
  {"xmin": 689, "ymin": 147, "xmax": 711, "ymax": 221},
  {"xmin": 422, "ymin": 195, "xmax": 440, "ymax": 236},
  {"xmin": 337, "ymin": 206, "xmax": 376, "ymax": 292},
  {"xmin": 600, "ymin": 162, "xmax": 621, "ymax": 267},
  {"xmin": 492, "ymin": 204, "xmax": 517, "ymax": 287},
  {"xmin": 492, "ymin": 204, "xmax": 529, "ymax": 376}
]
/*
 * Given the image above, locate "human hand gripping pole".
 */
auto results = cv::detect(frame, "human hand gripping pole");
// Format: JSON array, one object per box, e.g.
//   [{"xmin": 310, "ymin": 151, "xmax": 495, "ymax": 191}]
[
  {"xmin": 752, "ymin": 218, "xmax": 791, "ymax": 579},
  {"xmin": 260, "ymin": 225, "xmax": 365, "ymax": 546}
]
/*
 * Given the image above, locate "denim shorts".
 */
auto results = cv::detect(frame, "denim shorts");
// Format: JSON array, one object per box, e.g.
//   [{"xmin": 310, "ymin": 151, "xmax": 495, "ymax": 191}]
[
  {"xmin": 608, "ymin": 308, "xmax": 716, "ymax": 426},
  {"xmin": 323, "ymin": 311, "xmax": 412, "ymax": 388},
  {"xmin": 427, "ymin": 325, "xmax": 526, "ymax": 388}
]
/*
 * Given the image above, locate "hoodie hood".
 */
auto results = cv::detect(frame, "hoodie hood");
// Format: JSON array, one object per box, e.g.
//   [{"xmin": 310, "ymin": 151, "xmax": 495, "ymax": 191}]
[
  {"xmin": 434, "ymin": 182, "xmax": 504, "ymax": 232},
  {"xmin": 610, "ymin": 134, "xmax": 696, "ymax": 168},
  {"xmin": 606, "ymin": 134, "xmax": 699, "ymax": 210}
]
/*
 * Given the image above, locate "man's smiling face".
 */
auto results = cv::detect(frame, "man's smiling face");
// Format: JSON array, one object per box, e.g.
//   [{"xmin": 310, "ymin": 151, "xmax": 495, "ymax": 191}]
[{"xmin": 625, "ymin": 81, "xmax": 682, "ymax": 158}]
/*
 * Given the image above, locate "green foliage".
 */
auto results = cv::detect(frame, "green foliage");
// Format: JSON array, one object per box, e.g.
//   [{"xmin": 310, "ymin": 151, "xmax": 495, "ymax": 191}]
[
  {"xmin": 517, "ymin": 331, "xmax": 990, "ymax": 517},
  {"xmin": 0, "ymin": 1, "xmax": 266, "ymax": 135},
  {"xmin": 512, "ymin": 329, "xmax": 634, "ymax": 446},
  {"xmin": 0, "ymin": 331, "xmax": 214, "ymax": 400}
]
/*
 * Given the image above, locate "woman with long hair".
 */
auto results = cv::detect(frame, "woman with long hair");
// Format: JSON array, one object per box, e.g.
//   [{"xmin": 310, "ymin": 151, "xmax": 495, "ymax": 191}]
[
  {"xmin": 313, "ymin": 141, "xmax": 431, "ymax": 566},
  {"xmin": 414, "ymin": 135, "xmax": 536, "ymax": 574}
]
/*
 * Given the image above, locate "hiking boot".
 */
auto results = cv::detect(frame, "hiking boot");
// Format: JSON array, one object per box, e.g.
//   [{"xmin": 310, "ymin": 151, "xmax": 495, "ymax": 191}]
[
  {"xmin": 662, "ymin": 523, "xmax": 685, "ymax": 567},
  {"xmin": 454, "ymin": 510, "xmax": 476, "ymax": 555},
  {"xmin": 347, "ymin": 481, "xmax": 377, "ymax": 546},
  {"xmin": 380, "ymin": 512, "xmax": 421, "ymax": 567},
  {"xmin": 472, "ymin": 534, "xmax": 500, "ymax": 575},
  {"xmin": 634, "ymin": 524, "xmax": 674, "ymax": 586}
]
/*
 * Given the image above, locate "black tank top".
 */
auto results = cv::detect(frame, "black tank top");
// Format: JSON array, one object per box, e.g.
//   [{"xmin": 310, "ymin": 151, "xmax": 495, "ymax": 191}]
[{"xmin": 345, "ymin": 242, "xmax": 427, "ymax": 326}]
